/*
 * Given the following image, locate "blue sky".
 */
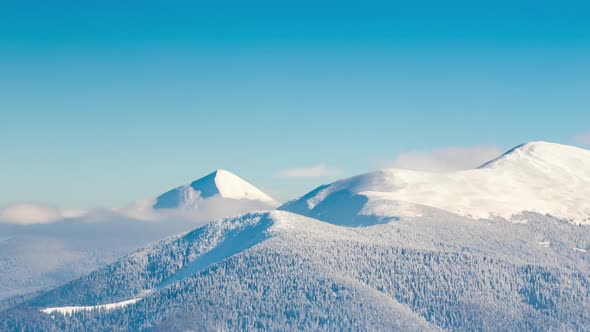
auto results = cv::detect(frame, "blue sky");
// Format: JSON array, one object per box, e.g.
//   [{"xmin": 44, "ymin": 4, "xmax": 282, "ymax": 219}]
[{"xmin": 1, "ymin": 1, "xmax": 589, "ymax": 207}]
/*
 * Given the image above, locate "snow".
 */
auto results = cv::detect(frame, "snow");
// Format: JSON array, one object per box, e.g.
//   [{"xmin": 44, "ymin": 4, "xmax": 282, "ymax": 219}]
[
  {"xmin": 5, "ymin": 141, "xmax": 590, "ymax": 330},
  {"xmin": 153, "ymin": 169, "xmax": 278, "ymax": 210},
  {"xmin": 213, "ymin": 170, "xmax": 276, "ymax": 202},
  {"xmin": 41, "ymin": 297, "xmax": 142, "ymax": 315},
  {"xmin": 22, "ymin": 209, "xmax": 590, "ymax": 331},
  {"xmin": 155, "ymin": 213, "xmax": 273, "ymax": 289},
  {"xmin": 281, "ymin": 142, "xmax": 590, "ymax": 225}
]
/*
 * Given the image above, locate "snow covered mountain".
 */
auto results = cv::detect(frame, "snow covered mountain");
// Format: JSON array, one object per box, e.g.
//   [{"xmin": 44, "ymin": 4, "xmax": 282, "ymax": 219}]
[
  {"xmin": 2, "ymin": 142, "xmax": 590, "ymax": 331},
  {"xmin": 2, "ymin": 210, "xmax": 589, "ymax": 330},
  {"xmin": 280, "ymin": 141, "xmax": 590, "ymax": 225},
  {"xmin": 0, "ymin": 170, "xmax": 278, "ymax": 300},
  {"xmin": 153, "ymin": 169, "xmax": 277, "ymax": 210}
]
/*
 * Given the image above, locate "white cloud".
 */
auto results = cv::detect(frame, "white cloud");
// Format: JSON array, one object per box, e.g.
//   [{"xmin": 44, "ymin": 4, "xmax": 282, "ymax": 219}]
[
  {"xmin": 574, "ymin": 131, "xmax": 590, "ymax": 146},
  {"xmin": 0, "ymin": 194, "xmax": 274, "ymax": 226},
  {"xmin": 115, "ymin": 196, "xmax": 276, "ymax": 222},
  {"xmin": 0, "ymin": 203, "xmax": 86, "ymax": 225},
  {"xmin": 274, "ymin": 164, "xmax": 342, "ymax": 178},
  {"xmin": 390, "ymin": 145, "xmax": 504, "ymax": 172}
]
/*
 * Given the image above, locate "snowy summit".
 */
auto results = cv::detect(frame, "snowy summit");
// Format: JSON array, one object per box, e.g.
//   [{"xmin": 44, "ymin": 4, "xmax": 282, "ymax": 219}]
[
  {"xmin": 153, "ymin": 169, "xmax": 278, "ymax": 210},
  {"xmin": 281, "ymin": 141, "xmax": 590, "ymax": 225}
]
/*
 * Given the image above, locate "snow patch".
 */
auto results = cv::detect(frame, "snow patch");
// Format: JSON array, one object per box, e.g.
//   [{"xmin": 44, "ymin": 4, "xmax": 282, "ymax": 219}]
[{"xmin": 41, "ymin": 297, "xmax": 142, "ymax": 315}]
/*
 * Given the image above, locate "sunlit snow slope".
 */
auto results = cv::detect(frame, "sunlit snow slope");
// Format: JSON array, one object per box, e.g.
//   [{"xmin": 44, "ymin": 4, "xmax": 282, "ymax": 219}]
[{"xmin": 281, "ymin": 142, "xmax": 590, "ymax": 225}]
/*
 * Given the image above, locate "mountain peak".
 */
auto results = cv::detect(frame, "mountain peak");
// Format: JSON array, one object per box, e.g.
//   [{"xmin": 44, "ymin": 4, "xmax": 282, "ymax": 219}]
[
  {"xmin": 153, "ymin": 170, "xmax": 277, "ymax": 210},
  {"xmin": 281, "ymin": 142, "xmax": 590, "ymax": 225},
  {"xmin": 479, "ymin": 141, "xmax": 590, "ymax": 169}
]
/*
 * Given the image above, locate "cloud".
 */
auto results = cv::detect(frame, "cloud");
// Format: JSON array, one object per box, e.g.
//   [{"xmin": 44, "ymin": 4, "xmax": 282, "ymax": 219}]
[
  {"xmin": 115, "ymin": 196, "xmax": 277, "ymax": 222},
  {"xmin": 574, "ymin": 131, "xmax": 590, "ymax": 146},
  {"xmin": 390, "ymin": 145, "xmax": 504, "ymax": 172},
  {"xmin": 0, "ymin": 208, "xmax": 217, "ymax": 299},
  {"xmin": 274, "ymin": 164, "xmax": 342, "ymax": 178},
  {"xmin": 0, "ymin": 203, "xmax": 86, "ymax": 225},
  {"xmin": 0, "ymin": 193, "xmax": 276, "ymax": 226}
]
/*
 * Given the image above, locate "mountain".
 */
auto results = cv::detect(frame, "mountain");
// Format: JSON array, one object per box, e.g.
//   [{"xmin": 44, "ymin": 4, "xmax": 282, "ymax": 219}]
[
  {"xmin": 152, "ymin": 169, "xmax": 277, "ymax": 210},
  {"xmin": 1, "ymin": 209, "xmax": 589, "ymax": 331},
  {"xmin": 280, "ymin": 142, "xmax": 590, "ymax": 226},
  {"xmin": 2, "ymin": 142, "xmax": 590, "ymax": 331},
  {"xmin": 0, "ymin": 170, "xmax": 278, "ymax": 300}
]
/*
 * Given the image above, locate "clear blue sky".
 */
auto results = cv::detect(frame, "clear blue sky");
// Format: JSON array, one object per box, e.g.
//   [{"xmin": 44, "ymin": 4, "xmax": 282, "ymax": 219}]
[{"xmin": 1, "ymin": 1, "xmax": 589, "ymax": 207}]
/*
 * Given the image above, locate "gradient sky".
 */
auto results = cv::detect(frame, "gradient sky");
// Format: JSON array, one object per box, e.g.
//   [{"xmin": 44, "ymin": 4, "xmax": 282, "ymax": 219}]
[{"xmin": 1, "ymin": 1, "xmax": 589, "ymax": 207}]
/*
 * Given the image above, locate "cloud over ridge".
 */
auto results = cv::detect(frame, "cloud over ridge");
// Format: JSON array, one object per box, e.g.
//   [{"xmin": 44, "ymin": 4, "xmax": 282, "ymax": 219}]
[
  {"xmin": 391, "ymin": 145, "xmax": 504, "ymax": 172},
  {"xmin": 274, "ymin": 164, "xmax": 342, "ymax": 178}
]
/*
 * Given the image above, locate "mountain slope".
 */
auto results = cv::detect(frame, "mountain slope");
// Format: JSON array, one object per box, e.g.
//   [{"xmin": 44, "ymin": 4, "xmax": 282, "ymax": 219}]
[
  {"xmin": 2, "ymin": 210, "xmax": 589, "ymax": 331},
  {"xmin": 280, "ymin": 141, "xmax": 590, "ymax": 225}
]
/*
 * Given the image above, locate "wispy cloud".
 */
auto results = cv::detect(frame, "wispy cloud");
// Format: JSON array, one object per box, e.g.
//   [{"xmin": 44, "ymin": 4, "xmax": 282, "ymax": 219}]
[
  {"xmin": 0, "ymin": 203, "xmax": 86, "ymax": 225},
  {"xmin": 388, "ymin": 145, "xmax": 504, "ymax": 172},
  {"xmin": 274, "ymin": 164, "xmax": 342, "ymax": 178},
  {"xmin": 0, "ymin": 198, "xmax": 275, "ymax": 225},
  {"xmin": 573, "ymin": 131, "xmax": 590, "ymax": 146}
]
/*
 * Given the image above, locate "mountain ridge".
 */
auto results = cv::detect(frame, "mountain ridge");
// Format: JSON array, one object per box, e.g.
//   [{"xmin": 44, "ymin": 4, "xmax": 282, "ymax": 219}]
[
  {"xmin": 2, "ymin": 141, "xmax": 590, "ymax": 331},
  {"xmin": 280, "ymin": 141, "xmax": 590, "ymax": 225},
  {"xmin": 3, "ymin": 209, "xmax": 589, "ymax": 331}
]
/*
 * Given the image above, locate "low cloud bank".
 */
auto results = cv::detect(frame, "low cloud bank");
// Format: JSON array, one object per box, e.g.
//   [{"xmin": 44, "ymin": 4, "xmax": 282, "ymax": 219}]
[
  {"xmin": 0, "ymin": 195, "xmax": 275, "ymax": 226},
  {"xmin": 391, "ymin": 145, "xmax": 504, "ymax": 172},
  {"xmin": 274, "ymin": 164, "xmax": 342, "ymax": 178},
  {"xmin": 574, "ymin": 131, "xmax": 590, "ymax": 146},
  {"xmin": 0, "ymin": 203, "xmax": 86, "ymax": 225},
  {"xmin": 116, "ymin": 196, "xmax": 276, "ymax": 223},
  {"xmin": 0, "ymin": 196, "xmax": 277, "ymax": 299}
]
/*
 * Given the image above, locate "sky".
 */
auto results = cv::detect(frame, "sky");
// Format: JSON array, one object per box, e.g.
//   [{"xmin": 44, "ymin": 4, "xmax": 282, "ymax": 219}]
[{"xmin": 1, "ymin": 1, "xmax": 589, "ymax": 208}]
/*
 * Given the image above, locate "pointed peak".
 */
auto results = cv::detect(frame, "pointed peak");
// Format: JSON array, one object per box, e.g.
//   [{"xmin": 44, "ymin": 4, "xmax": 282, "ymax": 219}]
[
  {"xmin": 201, "ymin": 169, "xmax": 243, "ymax": 185},
  {"xmin": 209, "ymin": 169, "xmax": 239, "ymax": 181},
  {"xmin": 153, "ymin": 170, "xmax": 277, "ymax": 210}
]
